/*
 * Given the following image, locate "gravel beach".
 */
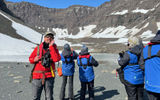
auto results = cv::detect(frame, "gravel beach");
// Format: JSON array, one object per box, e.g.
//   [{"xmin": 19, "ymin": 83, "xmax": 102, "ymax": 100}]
[{"xmin": 0, "ymin": 53, "xmax": 148, "ymax": 100}]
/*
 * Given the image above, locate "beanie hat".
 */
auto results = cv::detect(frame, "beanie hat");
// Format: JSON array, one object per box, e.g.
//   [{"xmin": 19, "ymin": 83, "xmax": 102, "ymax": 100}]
[
  {"xmin": 64, "ymin": 43, "xmax": 71, "ymax": 51},
  {"xmin": 62, "ymin": 43, "xmax": 72, "ymax": 57},
  {"xmin": 80, "ymin": 45, "xmax": 89, "ymax": 55},
  {"xmin": 128, "ymin": 36, "xmax": 141, "ymax": 48}
]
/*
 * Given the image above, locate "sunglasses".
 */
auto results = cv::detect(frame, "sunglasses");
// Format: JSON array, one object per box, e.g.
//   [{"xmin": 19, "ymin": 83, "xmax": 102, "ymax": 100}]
[{"xmin": 45, "ymin": 35, "xmax": 54, "ymax": 39}]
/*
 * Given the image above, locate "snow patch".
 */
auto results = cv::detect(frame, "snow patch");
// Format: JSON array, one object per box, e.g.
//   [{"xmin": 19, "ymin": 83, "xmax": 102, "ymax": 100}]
[
  {"xmin": 157, "ymin": 22, "xmax": 160, "ymax": 30},
  {"xmin": 0, "ymin": 11, "xmax": 70, "ymax": 46},
  {"xmin": 68, "ymin": 25, "xmax": 96, "ymax": 39},
  {"xmin": 109, "ymin": 38, "xmax": 128, "ymax": 44},
  {"xmin": 155, "ymin": 3, "xmax": 160, "ymax": 8},
  {"xmin": 0, "ymin": 33, "xmax": 35, "ymax": 55},
  {"xmin": 132, "ymin": 8, "xmax": 155, "ymax": 14},
  {"xmin": 0, "ymin": 11, "xmax": 41, "ymax": 44},
  {"xmin": 0, "ymin": 11, "xmax": 73, "ymax": 62},
  {"xmin": 140, "ymin": 30, "xmax": 155, "ymax": 39},
  {"xmin": 52, "ymin": 28, "xmax": 69, "ymax": 38},
  {"xmin": 92, "ymin": 26, "xmax": 127, "ymax": 38},
  {"xmin": 111, "ymin": 10, "xmax": 128, "ymax": 15},
  {"xmin": 12, "ymin": 22, "xmax": 42, "ymax": 44}
]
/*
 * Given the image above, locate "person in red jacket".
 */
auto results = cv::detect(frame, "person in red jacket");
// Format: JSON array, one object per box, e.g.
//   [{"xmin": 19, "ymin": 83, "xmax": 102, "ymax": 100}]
[{"xmin": 29, "ymin": 31, "xmax": 61, "ymax": 100}]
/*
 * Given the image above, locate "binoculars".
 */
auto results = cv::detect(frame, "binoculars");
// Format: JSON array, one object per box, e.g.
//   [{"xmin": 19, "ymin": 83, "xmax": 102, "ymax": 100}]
[{"xmin": 41, "ymin": 50, "xmax": 51, "ymax": 68}]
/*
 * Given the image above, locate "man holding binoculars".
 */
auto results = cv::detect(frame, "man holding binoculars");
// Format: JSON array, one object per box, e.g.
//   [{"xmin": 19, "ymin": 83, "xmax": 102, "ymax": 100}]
[{"xmin": 29, "ymin": 31, "xmax": 61, "ymax": 100}]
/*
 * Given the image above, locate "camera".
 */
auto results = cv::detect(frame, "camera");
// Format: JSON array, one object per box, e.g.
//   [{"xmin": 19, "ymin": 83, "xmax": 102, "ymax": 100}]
[
  {"xmin": 41, "ymin": 50, "xmax": 51, "ymax": 68},
  {"xmin": 119, "ymin": 51, "xmax": 125, "ymax": 57}
]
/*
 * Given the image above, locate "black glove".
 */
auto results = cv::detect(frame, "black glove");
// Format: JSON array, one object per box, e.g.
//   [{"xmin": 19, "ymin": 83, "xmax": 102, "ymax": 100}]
[{"xmin": 119, "ymin": 51, "xmax": 125, "ymax": 57}]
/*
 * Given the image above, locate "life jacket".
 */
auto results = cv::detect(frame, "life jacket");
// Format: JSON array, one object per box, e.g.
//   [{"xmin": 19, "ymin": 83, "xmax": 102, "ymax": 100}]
[
  {"xmin": 61, "ymin": 53, "xmax": 75, "ymax": 76},
  {"xmin": 143, "ymin": 44, "xmax": 160, "ymax": 93},
  {"xmin": 123, "ymin": 51, "xmax": 144, "ymax": 85},
  {"xmin": 77, "ymin": 55, "xmax": 94, "ymax": 82}
]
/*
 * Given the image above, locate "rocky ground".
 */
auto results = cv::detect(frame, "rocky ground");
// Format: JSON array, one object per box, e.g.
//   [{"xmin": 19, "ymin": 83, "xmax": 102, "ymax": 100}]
[
  {"xmin": 65, "ymin": 38, "xmax": 128, "ymax": 53},
  {"xmin": 0, "ymin": 53, "xmax": 148, "ymax": 100}
]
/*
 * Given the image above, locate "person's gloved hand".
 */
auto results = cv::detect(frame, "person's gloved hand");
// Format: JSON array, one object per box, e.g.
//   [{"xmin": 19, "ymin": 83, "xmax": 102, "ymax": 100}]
[{"xmin": 119, "ymin": 51, "xmax": 125, "ymax": 57}]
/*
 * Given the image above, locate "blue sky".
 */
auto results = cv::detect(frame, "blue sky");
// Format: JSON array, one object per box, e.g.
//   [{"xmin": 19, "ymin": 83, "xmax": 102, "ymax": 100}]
[{"xmin": 6, "ymin": 0, "xmax": 110, "ymax": 8}]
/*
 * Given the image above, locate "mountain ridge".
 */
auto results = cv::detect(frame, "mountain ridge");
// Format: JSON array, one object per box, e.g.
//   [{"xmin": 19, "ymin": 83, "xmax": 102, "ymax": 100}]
[
  {"xmin": 5, "ymin": 0, "xmax": 160, "ymax": 37},
  {"xmin": 1, "ymin": 0, "xmax": 160, "ymax": 53}
]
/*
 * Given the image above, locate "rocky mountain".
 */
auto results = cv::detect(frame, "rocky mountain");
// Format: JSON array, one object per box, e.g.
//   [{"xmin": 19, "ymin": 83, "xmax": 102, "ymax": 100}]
[
  {"xmin": 6, "ymin": 0, "xmax": 160, "ymax": 37},
  {"xmin": 0, "ymin": 0, "xmax": 12, "ymax": 15},
  {"xmin": 6, "ymin": 1, "xmax": 95, "ymax": 34},
  {"xmin": 2, "ymin": 0, "xmax": 160, "ymax": 53},
  {"xmin": 0, "ymin": 0, "xmax": 21, "ymax": 19},
  {"xmin": 0, "ymin": 0, "xmax": 26, "ymax": 40}
]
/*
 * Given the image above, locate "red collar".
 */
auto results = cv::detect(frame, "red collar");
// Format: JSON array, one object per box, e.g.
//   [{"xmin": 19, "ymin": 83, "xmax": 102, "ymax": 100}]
[
  {"xmin": 79, "ymin": 55, "xmax": 90, "ymax": 58},
  {"xmin": 71, "ymin": 53, "xmax": 73, "ymax": 56},
  {"xmin": 147, "ymin": 42, "xmax": 159, "ymax": 45}
]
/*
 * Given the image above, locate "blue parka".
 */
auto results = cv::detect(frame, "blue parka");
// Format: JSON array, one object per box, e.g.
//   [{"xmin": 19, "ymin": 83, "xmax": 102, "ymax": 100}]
[
  {"xmin": 139, "ymin": 31, "xmax": 160, "ymax": 93},
  {"xmin": 118, "ymin": 44, "xmax": 144, "ymax": 85},
  {"xmin": 77, "ymin": 54, "xmax": 98, "ymax": 82},
  {"xmin": 123, "ymin": 51, "xmax": 144, "ymax": 85},
  {"xmin": 61, "ymin": 51, "xmax": 78, "ymax": 76},
  {"xmin": 142, "ymin": 45, "xmax": 160, "ymax": 93}
]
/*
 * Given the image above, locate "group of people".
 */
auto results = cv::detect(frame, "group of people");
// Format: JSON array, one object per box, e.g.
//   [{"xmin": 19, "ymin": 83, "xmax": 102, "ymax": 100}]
[
  {"xmin": 29, "ymin": 31, "xmax": 98, "ymax": 100},
  {"xmin": 117, "ymin": 30, "xmax": 160, "ymax": 100},
  {"xmin": 29, "ymin": 30, "xmax": 160, "ymax": 100}
]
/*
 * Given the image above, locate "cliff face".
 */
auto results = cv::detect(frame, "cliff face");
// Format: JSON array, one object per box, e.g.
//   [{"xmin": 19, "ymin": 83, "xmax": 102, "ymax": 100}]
[
  {"xmin": 6, "ymin": 2, "xmax": 95, "ymax": 34},
  {"xmin": 0, "ymin": 0, "xmax": 32, "ymax": 42},
  {"xmin": 1, "ymin": 0, "xmax": 160, "ymax": 53},
  {"xmin": 0, "ymin": 0, "xmax": 15, "ymax": 16},
  {"xmin": 5, "ymin": 0, "xmax": 160, "ymax": 36}
]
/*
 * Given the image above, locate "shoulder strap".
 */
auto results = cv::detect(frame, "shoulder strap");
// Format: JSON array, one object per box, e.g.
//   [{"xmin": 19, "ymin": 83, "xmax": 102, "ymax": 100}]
[
  {"xmin": 79, "ymin": 58, "xmax": 87, "ymax": 69},
  {"xmin": 87, "ymin": 56, "xmax": 90, "ymax": 66},
  {"xmin": 148, "ymin": 45, "xmax": 152, "ymax": 59},
  {"xmin": 157, "ymin": 49, "xmax": 160, "ymax": 57},
  {"xmin": 79, "ymin": 57, "xmax": 91, "ymax": 66},
  {"xmin": 64, "ymin": 57, "xmax": 68, "ymax": 64},
  {"xmin": 144, "ymin": 45, "xmax": 160, "ymax": 61},
  {"xmin": 144, "ymin": 45, "xmax": 152, "ymax": 61},
  {"xmin": 79, "ymin": 58, "xmax": 82, "ymax": 66},
  {"xmin": 37, "ymin": 46, "xmax": 40, "ymax": 56},
  {"xmin": 29, "ymin": 45, "xmax": 40, "ymax": 83},
  {"xmin": 64, "ymin": 56, "xmax": 73, "ymax": 64}
]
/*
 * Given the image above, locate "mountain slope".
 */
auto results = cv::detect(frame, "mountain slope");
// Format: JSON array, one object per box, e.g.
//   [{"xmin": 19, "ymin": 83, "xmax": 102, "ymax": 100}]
[
  {"xmin": 0, "ymin": 9, "xmax": 71, "ymax": 57},
  {"xmin": 6, "ymin": 2, "xmax": 95, "ymax": 35},
  {"xmin": 3, "ymin": 0, "xmax": 160, "ymax": 54},
  {"xmin": 6, "ymin": 0, "xmax": 160, "ymax": 38}
]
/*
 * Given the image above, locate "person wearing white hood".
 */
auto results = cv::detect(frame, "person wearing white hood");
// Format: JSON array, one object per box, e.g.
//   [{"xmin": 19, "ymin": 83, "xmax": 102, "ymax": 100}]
[{"xmin": 117, "ymin": 36, "xmax": 144, "ymax": 100}]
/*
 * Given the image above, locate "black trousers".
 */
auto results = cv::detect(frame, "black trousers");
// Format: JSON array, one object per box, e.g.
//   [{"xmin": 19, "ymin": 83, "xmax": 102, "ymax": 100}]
[
  {"xmin": 59, "ymin": 75, "xmax": 74, "ymax": 100},
  {"xmin": 147, "ymin": 91, "xmax": 160, "ymax": 100},
  {"xmin": 80, "ymin": 80, "xmax": 94, "ymax": 100},
  {"xmin": 124, "ymin": 84, "xmax": 144, "ymax": 100}
]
